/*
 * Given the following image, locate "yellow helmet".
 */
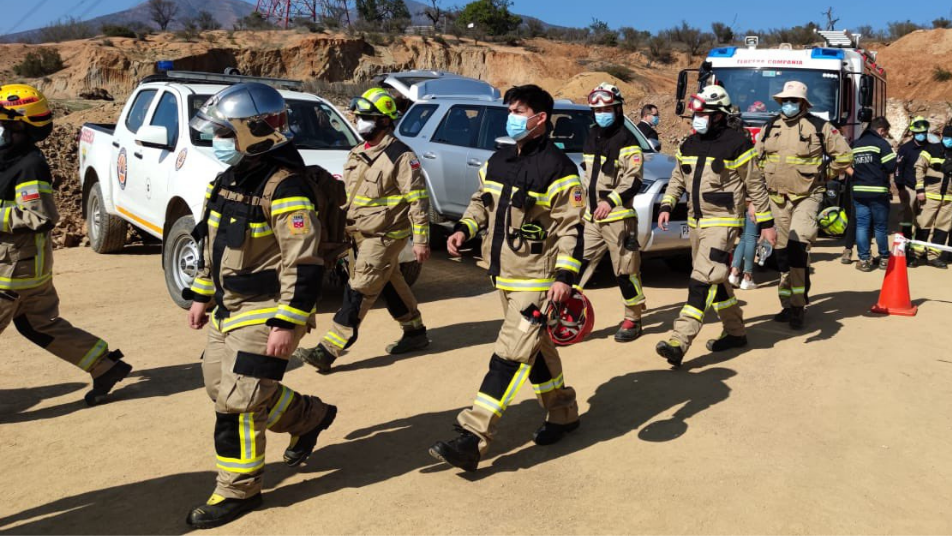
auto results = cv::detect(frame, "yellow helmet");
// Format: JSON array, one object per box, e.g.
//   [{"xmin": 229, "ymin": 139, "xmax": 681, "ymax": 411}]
[
  {"xmin": 0, "ymin": 84, "xmax": 53, "ymax": 142},
  {"xmin": 350, "ymin": 87, "xmax": 399, "ymax": 120},
  {"xmin": 817, "ymin": 206, "xmax": 847, "ymax": 236},
  {"xmin": 909, "ymin": 115, "xmax": 930, "ymax": 133}
]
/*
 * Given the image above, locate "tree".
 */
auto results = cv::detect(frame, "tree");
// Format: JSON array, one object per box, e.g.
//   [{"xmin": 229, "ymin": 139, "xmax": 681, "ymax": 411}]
[
  {"xmin": 195, "ymin": 11, "xmax": 221, "ymax": 31},
  {"xmin": 356, "ymin": 0, "xmax": 382, "ymax": 21},
  {"xmin": 821, "ymin": 7, "xmax": 839, "ymax": 31},
  {"xmin": 887, "ymin": 20, "xmax": 922, "ymax": 40},
  {"xmin": 667, "ymin": 21, "xmax": 714, "ymax": 56},
  {"xmin": 456, "ymin": 0, "xmax": 522, "ymax": 37},
  {"xmin": 646, "ymin": 35, "xmax": 673, "ymax": 65},
  {"xmin": 420, "ymin": 0, "xmax": 445, "ymax": 30},
  {"xmin": 619, "ymin": 26, "xmax": 649, "ymax": 51},
  {"xmin": 711, "ymin": 22, "xmax": 733, "ymax": 44},
  {"xmin": 933, "ymin": 17, "xmax": 951, "ymax": 29},
  {"xmin": 148, "ymin": 0, "xmax": 179, "ymax": 31},
  {"xmin": 589, "ymin": 18, "xmax": 617, "ymax": 46}
]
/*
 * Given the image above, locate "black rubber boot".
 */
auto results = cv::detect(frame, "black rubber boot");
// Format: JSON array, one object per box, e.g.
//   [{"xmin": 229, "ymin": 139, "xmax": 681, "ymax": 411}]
[
  {"xmin": 84, "ymin": 351, "xmax": 131, "ymax": 407},
  {"xmin": 429, "ymin": 427, "xmax": 481, "ymax": 472},
  {"xmin": 613, "ymin": 320, "xmax": 643, "ymax": 342},
  {"xmin": 385, "ymin": 328, "xmax": 430, "ymax": 355},
  {"xmin": 773, "ymin": 308, "xmax": 791, "ymax": 323},
  {"xmin": 928, "ymin": 257, "xmax": 948, "ymax": 269},
  {"xmin": 706, "ymin": 333, "xmax": 748, "ymax": 352},
  {"xmin": 284, "ymin": 405, "xmax": 338, "ymax": 467},
  {"xmin": 655, "ymin": 340, "xmax": 685, "ymax": 368},
  {"xmin": 186, "ymin": 493, "xmax": 262, "ymax": 529},
  {"xmin": 532, "ymin": 420, "xmax": 580, "ymax": 445},
  {"xmin": 294, "ymin": 344, "xmax": 335, "ymax": 374},
  {"xmin": 789, "ymin": 306, "xmax": 805, "ymax": 330}
]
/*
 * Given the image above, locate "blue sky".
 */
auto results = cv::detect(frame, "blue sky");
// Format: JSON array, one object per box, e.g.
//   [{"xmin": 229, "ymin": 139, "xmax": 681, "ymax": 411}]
[{"xmin": 7, "ymin": 0, "xmax": 952, "ymax": 36}]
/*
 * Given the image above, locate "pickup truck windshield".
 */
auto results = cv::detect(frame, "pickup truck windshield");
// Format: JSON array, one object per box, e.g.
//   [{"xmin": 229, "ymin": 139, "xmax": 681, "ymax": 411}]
[
  {"xmin": 188, "ymin": 95, "xmax": 358, "ymax": 150},
  {"xmin": 711, "ymin": 68, "xmax": 840, "ymax": 120}
]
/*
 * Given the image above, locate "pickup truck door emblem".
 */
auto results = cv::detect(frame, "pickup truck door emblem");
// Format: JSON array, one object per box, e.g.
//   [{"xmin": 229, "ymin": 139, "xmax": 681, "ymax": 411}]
[
  {"xmin": 175, "ymin": 148, "xmax": 188, "ymax": 170},
  {"xmin": 117, "ymin": 148, "xmax": 128, "ymax": 190}
]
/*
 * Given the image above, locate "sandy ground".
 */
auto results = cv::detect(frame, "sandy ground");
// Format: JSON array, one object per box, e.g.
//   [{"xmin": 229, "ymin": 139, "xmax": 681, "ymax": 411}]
[{"xmin": 2, "ymin": 235, "xmax": 952, "ymax": 535}]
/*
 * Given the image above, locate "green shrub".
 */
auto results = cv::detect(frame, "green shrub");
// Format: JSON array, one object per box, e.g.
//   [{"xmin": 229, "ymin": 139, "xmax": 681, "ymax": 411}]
[
  {"xmin": 101, "ymin": 24, "xmax": 136, "ymax": 38},
  {"xmin": 603, "ymin": 63, "xmax": 634, "ymax": 83},
  {"xmin": 933, "ymin": 66, "xmax": 952, "ymax": 82},
  {"xmin": 13, "ymin": 48, "xmax": 65, "ymax": 77}
]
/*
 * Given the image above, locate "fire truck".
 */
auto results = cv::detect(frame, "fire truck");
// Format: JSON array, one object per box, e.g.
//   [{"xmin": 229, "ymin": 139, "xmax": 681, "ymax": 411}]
[{"xmin": 675, "ymin": 29, "xmax": 887, "ymax": 143}]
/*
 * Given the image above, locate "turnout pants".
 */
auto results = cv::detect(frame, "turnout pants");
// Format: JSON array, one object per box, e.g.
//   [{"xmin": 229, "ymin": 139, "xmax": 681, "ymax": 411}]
[
  {"xmin": 581, "ymin": 217, "xmax": 646, "ymax": 321},
  {"xmin": 668, "ymin": 226, "xmax": 744, "ymax": 352},
  {"xmin": 203, "ymin": 323, "xmax": 330, "ymax": 499},
  {"xmin": 897, "ymin": 186, "xmax": 916, "ymax": 239},
  {"xmin": 913, "ymin": 197, "xmax": 952, "ymax": 261},
  {"xmin": 771, "ymin": 191, "xmax": 822, "ymax": 308},
  {"xmin": 457, "ymin": 290, "xmax": 578, "ymax": 455},
  {"xmin": 320, "ymin": 234, "xmax": 422, "ymax": 358},
  {"xmin": 0, "ymin": 280, "xmax": 116, "ymax": 378}
]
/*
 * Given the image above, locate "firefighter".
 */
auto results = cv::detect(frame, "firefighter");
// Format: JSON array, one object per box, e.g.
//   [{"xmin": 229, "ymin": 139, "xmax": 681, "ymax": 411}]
[
  {"xmin": 578, "ymin": 83, "xmax": 646, "ymax": 342},
  {"xmin": 184, "ymin": 83, "xmax": 336, "ymax": 528},
  {"xmin": 848, "ymin": 116, "xmax": 897, "ymax": 272},
  {"xmin": 293, "ymin": 88, "xmax": 430, "ymax": 374},
  {"xmin": 0, "ymin": 84, "xmax": 130, "ymax": 406},
  {"xmin": 896, "ymin": 116, "xmax": 930, "ymax": 258},
  {"xmin": 911, "ymin": 125, "xmax": 952, "ymax": 269},
  {"xmin": 655, "ymin": 85, "xmax": 776, "ymax": 368},
  {"xmin": 755, "ymin": 81, "xmax": 852, "ymax": 329},
  {"xmin": 429, "ymin": 85, "xmax": 583, "ymax": 472}
]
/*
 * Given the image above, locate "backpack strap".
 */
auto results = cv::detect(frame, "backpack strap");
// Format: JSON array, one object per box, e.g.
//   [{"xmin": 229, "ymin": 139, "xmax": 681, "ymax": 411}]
[
  {"xmin": 260, "ymin": 168, "xmax": 294, "ymax": 220},
  {"xmin": 803, "ymin": 114, "xmax": 830, "ymax": 160}
]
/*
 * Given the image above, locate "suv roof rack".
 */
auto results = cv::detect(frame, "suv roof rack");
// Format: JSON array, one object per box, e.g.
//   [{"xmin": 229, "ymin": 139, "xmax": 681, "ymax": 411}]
[{"xmin": 140, "ymin": 70, "xmax": 304, "ymax": 91}]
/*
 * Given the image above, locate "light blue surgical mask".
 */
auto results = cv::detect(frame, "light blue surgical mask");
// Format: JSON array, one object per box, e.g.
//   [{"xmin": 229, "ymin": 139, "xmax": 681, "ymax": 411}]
[
  {"xmin": 692, "ymin": 115, "xmax": 710, "ymax": 135},
  {"xmin": 781, "ymin": 102, "xmax": 801, "ymax": 118},
  {"xmin": 943, "ymin": 137, "xmax": 952, "ymax": 149},
  {"xmin": 914, "ymin": 133, "xmax": 926, "ymax": 143},
  {"xmin": 594, "ymin": 112, "xmax": 615, "ymax": 128},
  {"xmin": 213, "ymin": 137, "xmax": 243, "ymax": 166},
  {"xmin": 506, "ymin": 112, "xmax": 540, "ymax": 142},
  {"xmin": 651, "ymin": 115, "xmax": 660, "ymax": 126}
]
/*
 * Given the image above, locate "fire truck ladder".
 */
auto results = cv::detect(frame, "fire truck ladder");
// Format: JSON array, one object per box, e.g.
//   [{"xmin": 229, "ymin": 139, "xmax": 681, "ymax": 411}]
[{"xmin": 815, "ymin": 29, "xmax": 859, "ymax": 48}]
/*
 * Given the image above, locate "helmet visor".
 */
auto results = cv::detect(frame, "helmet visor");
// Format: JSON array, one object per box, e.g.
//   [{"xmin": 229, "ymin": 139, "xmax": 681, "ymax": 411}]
[
  {"xmin": 350, "ymin": 96, "xmax": 381, "ymax": 116},
  {"xmin": 910, "ymin": 119, "xmax": 929, "ymax": 133},
  {"xmin": 588, "ymin": 89, "xmax": 616, "ymax": 107},
  {"xmin": 189, "ymin": 112, "xmax": 235, "ymax": 141},
  {"xmin": 688, "ymin": 94, "xmax": 708, "ymax": 113}
]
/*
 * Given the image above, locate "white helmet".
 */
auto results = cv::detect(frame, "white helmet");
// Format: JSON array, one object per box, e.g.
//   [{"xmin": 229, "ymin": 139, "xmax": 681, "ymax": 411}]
[
  {"xmin": 688, "ymin": 85, "xmax": 732, "ymax": 115},
  {"xmin": 189, "ymin": 83, "xmax": 291, "ymax": 156},
  {"xmin": 588, "ymin": 82, "xmax": 624, "ymax": 108}
]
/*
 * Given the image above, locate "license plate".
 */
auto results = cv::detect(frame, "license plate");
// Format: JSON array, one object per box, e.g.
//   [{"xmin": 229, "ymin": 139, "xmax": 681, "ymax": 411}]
[{"xmin": 680, "ymin": 224, "xmax": 690, "ymax": 239}]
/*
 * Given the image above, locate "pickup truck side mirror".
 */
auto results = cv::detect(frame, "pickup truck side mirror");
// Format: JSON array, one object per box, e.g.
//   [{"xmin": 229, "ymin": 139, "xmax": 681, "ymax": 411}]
[
  {"xmin": 135, "ymin": 125, "xmax": 171, "ymax": 150},
  {"xmin": 495, "ymin": 136, "xmax": 516, "ymax": 150}
]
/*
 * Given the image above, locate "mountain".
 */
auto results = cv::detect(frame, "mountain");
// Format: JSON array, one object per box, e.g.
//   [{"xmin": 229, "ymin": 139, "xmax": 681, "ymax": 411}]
[{"xmin": 2, "ymin": 0, "xmax": 254, "ymax": 42}]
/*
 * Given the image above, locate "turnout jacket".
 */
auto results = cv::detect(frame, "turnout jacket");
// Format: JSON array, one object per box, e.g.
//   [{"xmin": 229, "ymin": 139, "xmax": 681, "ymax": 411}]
[
  {"xmin": 661, "ymin": 124, "xmax": 774, "ymax": 230},
  {"xmin": 896, "ymin": 139, "xmax": 927, "ymax": 189},
  {"xmin": 581, "ymin": 122, "xmax": 643, "ymax": 223},
  {"xmin": 343, "ymin": 133, "xmax": 429, "ymax": 245},
  {"xmin": 186, "ymin": 145, "xmax": 324, "ymax": 333},
  {"xmin": 755, "ymin": 112, "xmax": 853, "ymax": 197},
  {"xmin": 849, "ymin": 130, "xmax": 897, "ymax": 199},
  {"xmin": 0, "ymin": 143, "xmax": 57, "ymax": 292},
  {"xmin": 456, "ymin": 135, "xmax": 585, "ymax": 291},
  {"xmin": 915, "ymin": 143, "xmax": 952, "ymax": 202}
]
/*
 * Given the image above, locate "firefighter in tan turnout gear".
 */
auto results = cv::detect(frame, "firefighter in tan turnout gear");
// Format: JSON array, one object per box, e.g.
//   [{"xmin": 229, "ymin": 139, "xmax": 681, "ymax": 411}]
[
  {"xmin": 755, "ymin": 81, "xmax": 852, "ymax": 329},
  {"xmin": 0, "ymin": 84, "xmax": 130, "ymax": 406},
  {"xmin": 294, "ymin": 88, "xmax": 430, "ymax": 374},
  {"xmin": 579, "ymin": 83, "xmax": 647, "ymax": 342},
  {"xmin": 184, "ymin": 83, "xmax": 336, "ymax": 529},
  {"xmin": 429, "ymin": 85, "xmax": 582, "ymax": 472},
  {"xmin": 911, "ymin": 124, "xmax": 952, "ymax": 268},
  {"xmin": 656, "ymin": 86, "xmax": 776, "ymax": 368}
]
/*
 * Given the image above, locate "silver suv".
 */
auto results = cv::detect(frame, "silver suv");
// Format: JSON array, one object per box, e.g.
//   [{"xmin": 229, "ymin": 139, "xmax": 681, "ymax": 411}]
[{"xmin": 395, "ymin": 97, "xmax": 690, "ymax": 256}]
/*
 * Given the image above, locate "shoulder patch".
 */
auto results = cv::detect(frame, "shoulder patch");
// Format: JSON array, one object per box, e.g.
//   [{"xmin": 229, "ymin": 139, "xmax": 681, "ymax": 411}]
[
  {"xmin": 409, "ymin": 157, "xmax": 421, "ymax": 170},
  {"xmin": 570, "ymin": 186, "xmax": 584, "ymax": 207},
  {"xmin": 288, "ymin": 211, "xmax": 309, "ymax": 235}
]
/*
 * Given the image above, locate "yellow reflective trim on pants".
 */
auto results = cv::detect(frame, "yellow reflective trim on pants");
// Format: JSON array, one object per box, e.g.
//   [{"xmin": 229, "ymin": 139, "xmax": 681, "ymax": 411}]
[
  {"xmin": 585, "ymin": 208, "xmax": 636, "ymax": 223},
  {"xmin": 681, "ymin": 304, "xmax": 705, "ymax": 321},
  {"xmin": 501, "ymin": 363, "xmax": 531, "ymax": 408},
  {"xmin": 77, "ymin": 339, "xmax": 108, "ymax": 371},
  {"xmin": 220, "ymin": 308, "xmax": 279, "ymax": 333},
  {"xmin": 216, "ymin": 454, "xmax": 265, "ymax": 474},
  {"xmin": 323, "ymin": 331, "xmax": 347, "ymax": 349},
  {"xmin": 778, "ymin": 288, "xmax": 792, "ymax": 297},
  {"xmin": 555, "ymin": 255, "xmax": 581, "ymax": 273},
  {"xmin": 241, "ymin": 412, "xmax": 256, "ymax": 460},
  {"xmin": 267, "ymin": 387, "xmax": 295, "ymax": 429},
  {"xmin": 493, "ymin": 277, "xmax": 555, "ymax": 292},
  {"xmin": 626, "ymin": 274, "xmax": 646, "ymax": 306},
  {"xmin": 208, "ymin": 211, "xmax": 221, "ymax": 229},
  {"xmin": 688, "ymin": 217, "xmax": 744, "ymax": 228},
  {"xmin": 474, "ymin": 394, "xmax": 504, "ymax": 417},
  {"xmin": 713, "ymin": 297, "xmax": 738, "ymax": 311},
  {"xmin": 791, "ymin": 286, "xmax": 806, "ymax": 295},
  {"xmin": 0, "ymin": 273, "xmax": 52, "ymax": 291},
  {"xmin": 532, "ymin": 373, "xmax": 565, "ymax": 395}
]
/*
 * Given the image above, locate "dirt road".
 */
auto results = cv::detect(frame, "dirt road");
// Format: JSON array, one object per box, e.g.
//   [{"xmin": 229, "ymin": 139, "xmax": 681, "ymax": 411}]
[{"xmin": 2, "ymin": 237, "xmax": 952, "ymax": 534}]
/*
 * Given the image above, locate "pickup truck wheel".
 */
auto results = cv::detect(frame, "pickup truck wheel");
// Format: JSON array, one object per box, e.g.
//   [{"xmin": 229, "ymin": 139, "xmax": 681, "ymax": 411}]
[
  {"xmin": 400, "ymin": 260, "xmax": 422, "ymax": 286},
  {"xmin": 86, "ymin": 182, "xmax": 127, "ymax": 253},
  {"xmin": 164, "ymin": 215, "xmax": 198, "ymax": 310}
]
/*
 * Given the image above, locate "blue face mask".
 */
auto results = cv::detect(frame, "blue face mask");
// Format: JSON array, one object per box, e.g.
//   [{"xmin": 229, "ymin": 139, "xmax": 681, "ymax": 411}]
[
  {"xmin": 943, "ymin": 137, "xmax": 952, "ymax": 149},
  {"xmin": 213, "ymin": 137, "xmax": 243, "ymax": 166},
  {"xmin": 506, "ymin": 112, "xmax": 540, "ymax": 142},
  {"xmin": 692, "ymin": 115, "xmax": 710, "ymax": 135},
  {"xmin": 781, "ymin": 102, "xmax": 801, "ymax": 118},
  {"xmin": 914, "ymin": 133, "xmax": 926, "ymax": 143},
  {"xmin": 651, "ymin": 115, "xmax": 660, "ymax": 126},
  {"xmin": 594, "ymin": 112, "xmax": 615, "ymax": 128}
]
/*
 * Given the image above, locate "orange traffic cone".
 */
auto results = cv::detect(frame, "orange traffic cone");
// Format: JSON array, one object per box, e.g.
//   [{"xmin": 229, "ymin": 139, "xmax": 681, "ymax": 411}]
[{"xmin": 871, "ymin": 235, "xmax": 918, "ymax": 316}]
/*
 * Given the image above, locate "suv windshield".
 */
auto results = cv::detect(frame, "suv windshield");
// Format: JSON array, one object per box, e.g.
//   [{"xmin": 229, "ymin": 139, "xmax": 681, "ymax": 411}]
[
  {"xmin": 188, "ymin": 95, "xmax": 358, "ymax": 150},
  {"xmin": 711, "ymin": 68, "xmax": 840, "ymax": 119}
]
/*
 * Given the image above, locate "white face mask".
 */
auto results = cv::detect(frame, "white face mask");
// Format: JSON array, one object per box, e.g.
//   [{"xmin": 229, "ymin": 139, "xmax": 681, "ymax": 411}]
[
  {"xmin": 356, "ymin": 117, "xmax": 377, "ymax": 136},
  {"xmin": 692, "ymin": 115, "xmax": 710, "ymax": 135}
]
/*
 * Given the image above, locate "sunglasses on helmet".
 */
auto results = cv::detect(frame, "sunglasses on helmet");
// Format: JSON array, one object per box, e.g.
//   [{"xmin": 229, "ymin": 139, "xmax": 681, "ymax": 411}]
[{"xmin": 588, "ymin": 89, "xmax": 617, "ymax": 106}]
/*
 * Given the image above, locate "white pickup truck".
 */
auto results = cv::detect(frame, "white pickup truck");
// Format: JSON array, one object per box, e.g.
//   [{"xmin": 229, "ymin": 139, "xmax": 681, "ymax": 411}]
[{"xmin": 78, "ymin": 70, "xmax": 418, "ymax": 308}]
